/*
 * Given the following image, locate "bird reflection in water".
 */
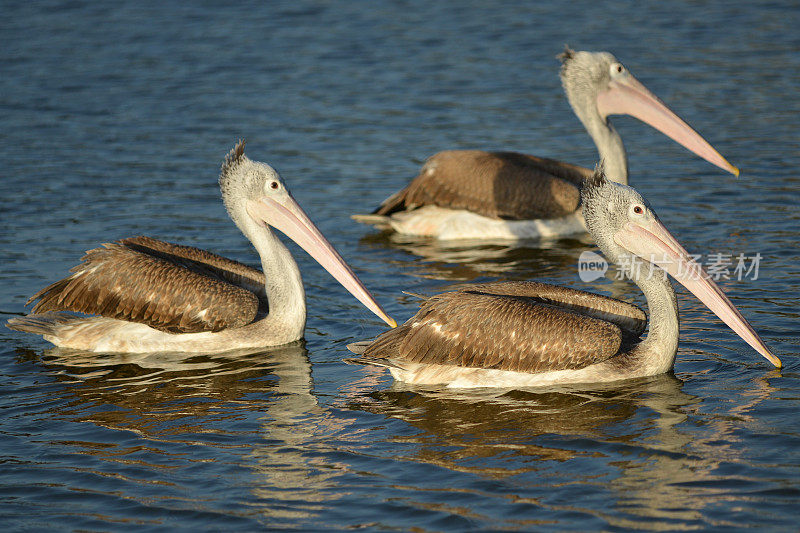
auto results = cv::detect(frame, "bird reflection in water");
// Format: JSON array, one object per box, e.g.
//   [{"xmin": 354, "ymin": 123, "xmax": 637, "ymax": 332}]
[
  {"xmin": 30, "ymin": 343, "xmax": 314, "ymax": 414},
  {"xmin": 18, "ymin": 343, "xmax": 352, "ymax": 526},
  {"xmin": 359, "ymin": 229, "xmax": 591, "ymax": 282},
  {"xmin": 359, "ymin": 228, "xmax": 647, "ymax": 319},
  {"xmin": 339, "ymin": 374, "xmax": 779, "ymax": 528}
]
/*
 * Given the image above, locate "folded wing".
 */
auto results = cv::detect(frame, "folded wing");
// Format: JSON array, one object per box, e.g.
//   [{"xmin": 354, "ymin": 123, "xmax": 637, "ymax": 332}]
[
  {"xmin": 374, "ymin": 150, "xmax": 592, "ymax": 220},
  {"xmin": 362, "ymin": 281, "xmax": 646, "ymax": 373},
  {"xmin": 28, "ymin": 237, "xmax": 263, "ymax": 333}
]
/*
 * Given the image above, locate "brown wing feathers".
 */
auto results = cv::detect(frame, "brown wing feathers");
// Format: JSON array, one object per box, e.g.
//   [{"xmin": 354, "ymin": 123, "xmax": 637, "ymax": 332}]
[
  {"xmin": 28, "ymin": 237, "xmax": 261, "ymax": 333},
  {"xmin": 462, "ymin": 281, "xmax": 647, "ymax": 337},
  {"xmin": 121, "ymin": 236, "xmax": 264, "ymax": 285},
  {"xmin": 363, "ymin": 281, "xmax": 647, "ymax": 373},
  {"xmin": 375, "ymin": 150, "xmax": 591, "ymax": 220},
  {"xmin": 120, "ymin": 236, "xmax": 266, "ymax": 298}
]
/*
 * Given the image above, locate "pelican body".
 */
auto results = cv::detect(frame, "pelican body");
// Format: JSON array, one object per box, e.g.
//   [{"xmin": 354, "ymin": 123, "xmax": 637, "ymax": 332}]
[
  {"xmin": 8, "ymin": 141, "xmax": 396, "ymax": 353},
  {"xmin": 347, "ymin": 166, "xmax": 780, "ymax": 388},
  {"xmin": 353, "ymin": 48, "xmax": 739, "ymax": 240}
]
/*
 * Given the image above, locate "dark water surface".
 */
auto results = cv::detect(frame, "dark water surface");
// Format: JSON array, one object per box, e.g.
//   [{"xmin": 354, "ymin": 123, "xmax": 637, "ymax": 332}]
[{"xmin": 2, "ymin": 1, "xmax": 799, "ymax": 530}]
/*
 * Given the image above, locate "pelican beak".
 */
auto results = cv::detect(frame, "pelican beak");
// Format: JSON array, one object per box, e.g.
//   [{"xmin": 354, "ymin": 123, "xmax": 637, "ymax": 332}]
[
  {"xmin": 596, "ymin": 74, "xmax": 739, "ymax": 176},
  {"xmin": 613, "ymin": 218, "xmax": 781, "ymax": 368},
  {"xmin": 247, "ymin": 195, "xmax": 397, "ymax": 328}
]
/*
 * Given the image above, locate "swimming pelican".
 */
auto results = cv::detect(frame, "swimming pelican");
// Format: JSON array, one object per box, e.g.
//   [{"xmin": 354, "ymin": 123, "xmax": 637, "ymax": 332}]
[
  {"xmin": 8, "ymin": 141, "xmax": 396, "ymax": 353},
  {"xmin": 353, "ymin": 48, "xmax": 739, "ymax": 240},
  {"xmin": 347, "ymin": 165, "xmax": 780, "ymax": 388}
]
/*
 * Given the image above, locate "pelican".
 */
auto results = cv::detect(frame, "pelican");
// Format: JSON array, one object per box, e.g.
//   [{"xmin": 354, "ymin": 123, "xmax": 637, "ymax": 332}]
[
  {"xmin": 346, "ymin": 165, "xmax": 781, "ymax": 388},
  {"xmin": 7, "ymin": 141, "xmax": 396, "ymax": 353},
  {"xmin": 353, "ymin": 48, "xmax": 739, "ymax": 240}
]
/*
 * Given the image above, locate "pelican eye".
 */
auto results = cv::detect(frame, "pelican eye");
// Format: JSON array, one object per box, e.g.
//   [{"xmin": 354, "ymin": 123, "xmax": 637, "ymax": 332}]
[
  {"xmin": 269, "ymin": 181, "xmax": 279, "ymax": 190},
  {"xmin": 633, "ymin": 205, "xmax": 644, "ymax": 214}
]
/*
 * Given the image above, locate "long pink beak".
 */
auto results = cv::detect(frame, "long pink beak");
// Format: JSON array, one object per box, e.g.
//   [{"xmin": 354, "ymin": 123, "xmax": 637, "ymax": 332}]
[
  {"xmin": 596, "ymin": 74, "xmax": 739, "ymax": 176},
  {"xmin": 613, "ymin": 218, "xmax": 781, "ymax": 368},
  {"xmin": 247, "ymin": 195, "xmax": 397, "ymax": 328}
]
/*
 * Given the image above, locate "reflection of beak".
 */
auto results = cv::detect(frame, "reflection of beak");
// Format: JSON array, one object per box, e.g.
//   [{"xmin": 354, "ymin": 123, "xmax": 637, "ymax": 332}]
[
  {"xmin": 247, "ymin": 196, "xmax": 397, "ymax": 328},
  {"xmin": 596, "ymin": 75, "xmax": 739, "ymax": 176},
  {"xmin": 614, "ymin": 218, "xmax": 781, "ymax": 368}
]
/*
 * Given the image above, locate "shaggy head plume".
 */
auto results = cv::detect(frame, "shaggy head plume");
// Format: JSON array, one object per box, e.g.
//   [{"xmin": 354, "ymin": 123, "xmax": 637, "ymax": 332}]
[
  {"xmin": 582, "ymin": 161, "xmax": 608, "ymax": 196},
  {"xmin": 220, "ymin": 139, "xmax": 247, "ymax": 184},
  {"xmin": 557, "ymin": 45, "xmax": 576, "ymax": 65}
]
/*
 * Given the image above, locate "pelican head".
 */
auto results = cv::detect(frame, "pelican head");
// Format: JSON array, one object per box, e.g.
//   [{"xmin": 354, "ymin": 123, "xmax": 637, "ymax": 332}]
[
  {"xmin": 559, "ymin": 47, "xmax": 739, "ymax": 177},
  {"xmin": 582, "ymin": 164, "xmax": 780, "ymax": 368},
  {"xmin": 220, "ymin": 140, "xmax": 396, "ymax": 328}
]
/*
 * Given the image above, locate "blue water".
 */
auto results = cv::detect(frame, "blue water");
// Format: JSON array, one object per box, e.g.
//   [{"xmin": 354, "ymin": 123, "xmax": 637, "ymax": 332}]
[{"xmin": 2, "ymin": 1, "xmax": 799, "ymax": 530}]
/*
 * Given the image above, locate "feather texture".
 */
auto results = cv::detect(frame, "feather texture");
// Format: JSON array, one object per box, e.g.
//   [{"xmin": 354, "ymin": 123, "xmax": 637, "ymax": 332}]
[
  {"xmin": 374, "ymin": 150, "xmax": 592, "ymax": 220},
  {"xmin": 360, "ymin": 281, "xmax": 646, "ymax": 373},
  {"xmin": 28, "ymin": 236, "xmax": 265, "ymax": 333}
]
